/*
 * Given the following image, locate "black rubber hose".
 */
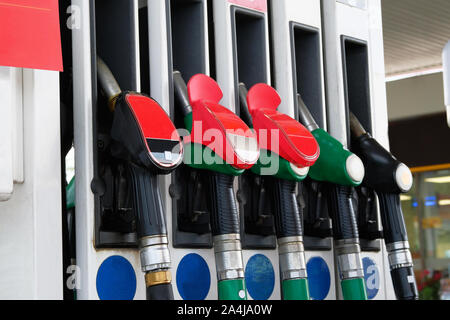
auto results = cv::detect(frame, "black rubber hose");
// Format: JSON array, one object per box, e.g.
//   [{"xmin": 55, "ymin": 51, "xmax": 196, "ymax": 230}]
[
  {"xmin": 377, "ymin": 193, "xmax": 408, "ymax": 244},
  {"xmin": 390, "ymin": 267, "xmax": 419, "ymax": 300},
  {"xmin": 127, "ymin": 163, "xmax": 167, "ymax": 237},
  {"xmin": 325, "ymin": 184, "xmax": 359, "ymax": 240},
  {"xmin": 271, "ymin": 177, "xmax": 303, "ymax": 238},
  {"xmin": 146, "ymin": 283, "xmax": 174, "ymax": 300},
  {"xmin": 208, "ymin": 172, "xmax": 240, "ymax": 236}
]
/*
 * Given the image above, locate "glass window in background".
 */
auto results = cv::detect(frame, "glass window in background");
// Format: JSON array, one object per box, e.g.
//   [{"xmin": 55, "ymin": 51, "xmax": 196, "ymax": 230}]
[{"xmin": 402, "ymin": 168, "xmax": 450, "ymax": 300}]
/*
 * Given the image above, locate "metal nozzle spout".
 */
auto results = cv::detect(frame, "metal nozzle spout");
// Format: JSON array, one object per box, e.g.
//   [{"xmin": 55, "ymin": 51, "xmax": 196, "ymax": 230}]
[
  {"xmin": 97, "ymin": 56, "xmax": 122, "ymax": 111},
  {"xmin": 173, "ymin": 70, "xmax": 192, "ymax": 117},
  {"xmin": 349, "ymin": 112, "xmax": 367, "ymax": 138},
  {"xmin": 297, "ymin": 94, "xmax": 319, "ymax": 132},
  {"xmin": 238, "ymin": 83, "xmax": 253, "ymax": 127}
]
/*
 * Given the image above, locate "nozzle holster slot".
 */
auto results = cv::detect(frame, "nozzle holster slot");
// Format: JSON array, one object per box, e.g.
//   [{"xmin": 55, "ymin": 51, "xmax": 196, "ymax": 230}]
[{"xmin": 237, "ymin": 172, "xmax": 277, "ymax": 249}]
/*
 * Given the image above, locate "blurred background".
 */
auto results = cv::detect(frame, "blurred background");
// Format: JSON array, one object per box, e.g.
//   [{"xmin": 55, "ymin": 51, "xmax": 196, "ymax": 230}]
[{"xmin": 382, "ymin": 0, "xmax": 450, "ymax": 300}]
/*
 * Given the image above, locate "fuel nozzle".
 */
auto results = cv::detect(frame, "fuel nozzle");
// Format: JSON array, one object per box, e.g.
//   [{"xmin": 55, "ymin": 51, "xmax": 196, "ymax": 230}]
[
  {"xmin": 349, "ymin": 112, "xmax": 418, "ymax": 300},
  {"xmin": 297, "ymin": 95, "xmax": 367, "ymax": 300},
  {"xmin": 98, "ymin": 56, "xmax": 183, "ymax": 300},
  {"xmin": 297, "ymin": 95, "xmax": 365, "ymax": 187}
]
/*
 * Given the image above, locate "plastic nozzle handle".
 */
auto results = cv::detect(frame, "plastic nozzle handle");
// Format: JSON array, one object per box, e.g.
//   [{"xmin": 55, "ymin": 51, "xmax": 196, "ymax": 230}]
[
  {"xmin": 97, "ymin": 56, "xmax": 122, "ymax": 110},
  {"xmin": 173, "ymin": 70, "xmax": 193, "ymax": 118},
  {"xmin": 238, "ymin": 83, "xmax": 254, "ymax": 128}
]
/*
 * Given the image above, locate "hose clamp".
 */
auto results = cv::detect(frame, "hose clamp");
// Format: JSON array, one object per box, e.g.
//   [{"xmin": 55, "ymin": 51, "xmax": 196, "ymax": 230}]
[
  {"xmin": 335, "ymin": 239, "xmax": 364, "ymax": 280},
  {"xmin": 278, "ymin": 237, "xmax": 307, "ymax": 281},
  {"xmin": 145, "ymin": 270, "xmax": 172, "ymax": 287},
  {"xmin": 386, "ymin": 241, "xmax": 414, "ymax": 270},
  {"xmin": 139, "ymin": 235, "xmax": 171, "ymax": 273},
  {"xmin": 214, "ymin": 234, "xmax": 245, "ymax": 281}
]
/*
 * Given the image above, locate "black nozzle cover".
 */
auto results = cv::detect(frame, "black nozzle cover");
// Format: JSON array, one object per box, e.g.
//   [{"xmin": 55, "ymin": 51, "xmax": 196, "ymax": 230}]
[
  {"xmin": 238, "ymin": 83, "xmax": 253, "ymax": 128},
  {"xmin": 351, "ymin": 130, "xmax": 403, "ymax": 195},
  {"xmin": 173, "ymin": 70, "xmax": 193, "ymax": 117},
  {"xmin": 146, "ymin": 283, "xmax": 174, "ymax": 300}
]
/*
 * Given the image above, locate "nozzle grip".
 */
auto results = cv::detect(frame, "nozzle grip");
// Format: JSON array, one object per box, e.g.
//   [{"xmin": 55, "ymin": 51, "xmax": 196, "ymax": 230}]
[
  {"xmin": 272, "ymin": 178, "xmax": 303, "ymax": 238},
  {"xmin": 146, "ymin": 283, "xmax": 174, "ymax": 300},
  {"xmin": 325, "ymin": 184, "xmax": 359, "ymax": 240},
  {"xmin": 208, "ymin": 173, "xmax": 240, "ymax": 236},
  {"xmin": 128, "ymin": 163, "xmax": 167, "ymax": 238},
  {"xmin": 377, "ymin": 193, "xmax": 408, "ymax": 244}
]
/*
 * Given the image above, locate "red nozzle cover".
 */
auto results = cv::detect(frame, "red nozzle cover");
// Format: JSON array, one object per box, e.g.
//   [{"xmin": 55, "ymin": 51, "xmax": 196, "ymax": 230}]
[
  {"xmin": 247, "ymin": 84, "xmax": 319, "ymax": 167},
  {"xmin": 186, "ymin": 74, "xmax": 258, "ymax": 170}
]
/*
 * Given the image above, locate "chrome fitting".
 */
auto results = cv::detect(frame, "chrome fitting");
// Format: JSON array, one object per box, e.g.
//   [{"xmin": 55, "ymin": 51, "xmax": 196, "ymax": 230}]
[
  {"xmin": 278, "ymin": 237, "xmax": 307, "ymax": 281},
  {"xmin": 335, "ymin": 239, "xmax": 364, "ymax": 280},
  {"xmin": 386, "ymin": 241, "xmax": 414, "ymax": 270},
  {"xmin": 214, "ymin": 234, "xmax": 245, "ymax": 281},
  {"xmin": 139, "ymin": 235, "xmax": 171, "ymax": 273}
]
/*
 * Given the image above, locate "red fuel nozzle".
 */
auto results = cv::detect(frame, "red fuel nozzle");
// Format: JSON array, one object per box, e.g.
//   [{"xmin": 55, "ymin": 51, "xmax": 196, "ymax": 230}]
[
  {"xmin": 246, "ymin": 83, "xmax": 320, "ymax": 168},
  {"xmin": 185, "ymin": 74, "xmax": 259, "ymax": 170}
]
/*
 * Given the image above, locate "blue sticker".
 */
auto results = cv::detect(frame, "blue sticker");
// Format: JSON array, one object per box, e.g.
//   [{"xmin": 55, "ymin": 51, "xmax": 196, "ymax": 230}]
[
  {"xmin": 307, "ymin": 257, "xmax": 331, "ymax": 300},
  {"xmin": 176, "ymin": 254, "xmax": 211, "ymax": 300},
  {"xmin": 363, "ymin": 257, "xmax": 380, "ymax": 299},
  {"xmin": 245, "ymin": 254, "xmax": 275, "ymax": 300},
  {"xmin": 96, "ymin": 256, "xmax": 137, "ymax": 300}
]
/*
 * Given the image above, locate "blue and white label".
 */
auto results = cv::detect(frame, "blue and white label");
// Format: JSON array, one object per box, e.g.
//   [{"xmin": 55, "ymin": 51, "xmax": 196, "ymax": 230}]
[
  {"xmin": 96, "ymin": 256, "xmax": 137, "ymax": 300},
  {"xmin": 307, "ymin": 257, "xmax": 331, "ymax": 300},
  {"xmin": 245, "ymin": 254, "xmax": 275, "ymax": 300},
  {"xmin": 362, "ymin": 257, "xmax": 380, "ymax": 300},
  {"xmin": 176, "ymin": 253, "xmax": 211, "ymax": 300}
]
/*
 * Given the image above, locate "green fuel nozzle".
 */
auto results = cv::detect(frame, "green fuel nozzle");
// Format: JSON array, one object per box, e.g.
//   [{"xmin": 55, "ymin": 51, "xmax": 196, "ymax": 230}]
[
  {"xmin": 297, "ymin": 95, "xmax": 367, "ymax": 300},
  {"xmin": 297, "ymin": 94, "xmax": 365, "ymax": 187},
  {"xmin": 349, "ymin": 112, "xmax": 418, "ymax": 300}
]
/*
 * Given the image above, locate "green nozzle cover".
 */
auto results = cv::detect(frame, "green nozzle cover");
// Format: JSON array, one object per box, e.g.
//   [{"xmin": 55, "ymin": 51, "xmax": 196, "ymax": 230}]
[
  {"xmin": 66, "ymin": 177, "xmax": 75, "ymax": 210},
  {"xmin": 282, "ymin": 279, "xmax": 310, "ymax": 300},
  {"xmin": 309, "ymin": 129, "xmax": 361, "ymax": 187},
  {"xmin": 218, "ymin": 279, "xmax": 247, "ymax": 300},
  {"xmin": 251, "ymin": 150, "xmax": 308, "ymax": 181},
  {"xmin": 341, "ymin": 278, "xmax": 368, "ymax": 300}
]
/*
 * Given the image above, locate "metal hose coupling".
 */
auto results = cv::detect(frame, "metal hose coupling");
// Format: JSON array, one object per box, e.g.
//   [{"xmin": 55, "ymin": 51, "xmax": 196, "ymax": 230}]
[
  {"xmin": 386, "ymin": 241, "xmax": 414, "ymax": 270},
  {"xmin": 214, "ymin": 234, "xmax": 245, "ymax": 281},
  {"xmin": 278, "ymin": 237, "xmax": 308, "ymax": 281},
  {"xmin": 335, "ymin": 239, "xmax": 364, "ymax": 280},
  {"xmin": 139, "ymin": 235, "xmax": 171, "ymax": 273}
]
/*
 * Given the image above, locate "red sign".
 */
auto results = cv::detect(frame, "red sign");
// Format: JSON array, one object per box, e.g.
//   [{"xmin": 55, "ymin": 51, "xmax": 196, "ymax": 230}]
[
  {"xmin": 0, "ymin": 0, "xmax": 63, "ymax": 71},
  {"xmin": 228, "ymin": 0, "xmax": 267, "ymax": 12}
]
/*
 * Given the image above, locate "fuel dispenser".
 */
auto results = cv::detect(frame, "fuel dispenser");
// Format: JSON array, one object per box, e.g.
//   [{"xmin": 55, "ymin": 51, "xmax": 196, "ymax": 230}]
[
  {"xmin": 172, "ymin": 72, "xmax": 260, "ymax": 300},
  {"xmin": 350, "ymin": 113, "xmax": 418, "ymax": 300},
  {"xmin": 298, "ymin": 96, "xmax": 368, "ymax": 300},
  {"xmin": 239, "ymin": 83, "xmax": 320, "ymax": 300},
  {"xmin": 269, "ymin": 0, "xmax": 336, "ymax": 300},
  {"xmin": 321, "ymin": 0, "xmax": 393, "ymax": 299},
  {"xmin": 72, "ymin": 0, "xmax": 151, "ymax": 300},
  {"xmin": 96, "ymin": 57, "xmax": 183, "ymax": 299},
  {"xmin": 212, "ymin": 0, "xmax": 282, "ymax": 300}
]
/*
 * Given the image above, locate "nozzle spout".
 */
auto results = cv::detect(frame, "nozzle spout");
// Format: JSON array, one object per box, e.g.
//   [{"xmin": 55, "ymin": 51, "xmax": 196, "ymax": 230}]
[
  {"xmin": 349, "ymin": 112, "xmax": 367, "ymax": 138},
  {"xmin": 173, "ymin": 70, "xmax": 192, "ymax": 117},
  {"xmin": 97, "ymin": 56, "xmax": 122, "ymax": 108},
  {"xmin": 297, "ymin": 94, "xmax": 319, "ymax": 132},
  {"xmin": 238, "ymin": 83, "xmax": 253, "ymax": 127}
]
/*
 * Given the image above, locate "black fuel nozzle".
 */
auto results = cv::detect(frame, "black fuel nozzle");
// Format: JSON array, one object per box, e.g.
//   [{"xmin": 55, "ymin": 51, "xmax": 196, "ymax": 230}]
[
  {"xmin": 349, "ymin": 112, "xmax": 418, "ymax": 300},
  {"xmin": 173, "ymin": 70, "xmax": 192, "ymax": 118},
  {"xmin": 97, "ymin": 56, "xmax": 183, "ymax": 300}
]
